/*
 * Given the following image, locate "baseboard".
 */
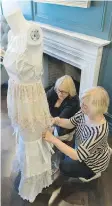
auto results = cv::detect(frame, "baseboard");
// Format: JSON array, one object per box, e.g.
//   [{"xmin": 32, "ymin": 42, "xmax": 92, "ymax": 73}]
[{"xmin": 105, "ymin": 113, "xmax": 112, "ymax": 136}]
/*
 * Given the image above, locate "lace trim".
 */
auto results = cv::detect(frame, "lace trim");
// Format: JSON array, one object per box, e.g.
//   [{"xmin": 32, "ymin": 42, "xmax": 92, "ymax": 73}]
[
  {"xmin": 7, "ymin": 79, "xmax": 52, "ymax": 132},
  {"xmin": 10, "ymin": 115, "xmax": 52, "ymax": 133}
]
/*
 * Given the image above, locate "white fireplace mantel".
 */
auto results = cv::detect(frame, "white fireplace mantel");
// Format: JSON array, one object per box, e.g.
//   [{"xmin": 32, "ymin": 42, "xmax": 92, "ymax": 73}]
[{"xmin": 39, "ymin": 23, "xmax": 110, "ymax": 97}]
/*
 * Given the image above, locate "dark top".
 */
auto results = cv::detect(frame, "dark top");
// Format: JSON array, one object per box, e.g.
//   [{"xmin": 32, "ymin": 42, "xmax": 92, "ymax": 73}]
[{"xmin": 47, "ymin": 86, "xmax": 80, "ymax": 136}]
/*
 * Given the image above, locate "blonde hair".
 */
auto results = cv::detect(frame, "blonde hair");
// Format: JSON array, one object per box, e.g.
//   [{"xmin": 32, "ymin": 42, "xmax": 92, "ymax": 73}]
[
  {"xmin": 55, "ymin": 75, "xmax": 76, "ymax": 97},
  {"xmin": 81, "ymin": 86, "xmax": 109, "ymax": 114}
]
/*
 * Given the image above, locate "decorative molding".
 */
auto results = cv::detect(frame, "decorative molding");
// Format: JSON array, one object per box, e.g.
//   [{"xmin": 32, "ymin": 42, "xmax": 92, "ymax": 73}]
[
  {"xmin": 39, "ymin": 23, "xmax": 110, "ymax": 46},
  {"xmin": 33, "ymin": 0, "xmax": 90, "ymax": 8},
  {"xmin": 100, "ymin": 1, "xmax": 107, "ymax": 32},
  {"xmin": 31, "ymin": 0, "xmax": 35, "ymax": 20},
  {"xmin": 108, "ymin": 13, "xmax": 112, "ymax": 41},
  {"xmin": 37, "ymin": 23, "xmax": 110, "ymax": 97}
]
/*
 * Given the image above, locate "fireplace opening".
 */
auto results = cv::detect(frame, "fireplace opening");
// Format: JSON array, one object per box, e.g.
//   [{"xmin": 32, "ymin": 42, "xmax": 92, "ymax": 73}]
[{"xmin": 45, "ymin": 55, "xmax": 81, "ymax": 95}]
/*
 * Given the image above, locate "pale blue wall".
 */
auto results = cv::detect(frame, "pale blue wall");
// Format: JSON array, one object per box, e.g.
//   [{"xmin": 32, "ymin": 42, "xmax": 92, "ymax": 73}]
[
  {"xmin": 20, "ymin": 1, "xmax": 112, "ymax": 40},
  {"xmin": 99, "ymin": 43, "xmax": 112, "ymax": 132},
  {"xmin": 18, "ymin": 0, "xmax": 32, "ymax": 20},
  {"xmin": 33, "ymin": 1, "xmax": 112, "ymax": 41}
]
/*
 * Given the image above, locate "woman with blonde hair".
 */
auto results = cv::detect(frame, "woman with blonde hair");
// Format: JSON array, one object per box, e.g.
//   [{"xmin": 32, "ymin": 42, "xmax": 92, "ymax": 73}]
[
  {"xmin": 44, "ymin": 86, "xmax": 111, "ymax": 181},
  {"xmin": 47, "ymin": 75, "xmax": 80, "ymax": 137}
]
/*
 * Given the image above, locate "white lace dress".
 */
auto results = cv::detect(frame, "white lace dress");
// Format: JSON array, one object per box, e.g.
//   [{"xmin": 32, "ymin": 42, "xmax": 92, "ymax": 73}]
[{"xmin": 3, "ymin": 23, "xmax": 54, "ymax": 202}]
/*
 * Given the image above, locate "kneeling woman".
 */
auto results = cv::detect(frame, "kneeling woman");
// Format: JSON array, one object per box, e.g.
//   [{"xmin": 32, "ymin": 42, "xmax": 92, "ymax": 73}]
[
  {"xmin": 47, "ymin": 75, "xmax": 80, "ymax": 138},
  {"xmin": 43, "ymin": 87, "xmax": 111, "ymax": 179}
]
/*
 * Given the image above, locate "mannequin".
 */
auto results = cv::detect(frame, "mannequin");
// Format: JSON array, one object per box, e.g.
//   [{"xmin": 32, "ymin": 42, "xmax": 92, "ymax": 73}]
[
  {"xmin": 2, "ymin": 0, "xmax": 54, "ymax": 202},
  {"xmin": 2, "ymin": 0, "xmax": 42, "ymax": 72},
  {"xmin": 2, "ymin": 10, "xmax": 28, "ymax": 35}
]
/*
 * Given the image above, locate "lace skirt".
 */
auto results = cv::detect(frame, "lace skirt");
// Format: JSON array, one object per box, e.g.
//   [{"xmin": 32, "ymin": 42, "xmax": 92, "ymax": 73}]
[
  {"xmin": 7, "ymin": 78, "xmax": 52, "ymax": 134},
  {"xmin": 7, "ymin": 78, "xmax": 54, "ymax": 202}
]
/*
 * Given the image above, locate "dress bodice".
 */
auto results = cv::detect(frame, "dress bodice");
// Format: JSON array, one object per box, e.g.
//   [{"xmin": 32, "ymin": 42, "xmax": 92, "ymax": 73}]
[{"xmin": 3, "ymin": 22, "xmax": 43, "ymax": 83}]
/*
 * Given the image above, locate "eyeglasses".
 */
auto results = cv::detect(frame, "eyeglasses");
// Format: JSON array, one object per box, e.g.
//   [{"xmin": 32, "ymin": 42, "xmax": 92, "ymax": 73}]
[{"xmin": 57, "ymin": 89, "xmax": 68, "ymax": 96}]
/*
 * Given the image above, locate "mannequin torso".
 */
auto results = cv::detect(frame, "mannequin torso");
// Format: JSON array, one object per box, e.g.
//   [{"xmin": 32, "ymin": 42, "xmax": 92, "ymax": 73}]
[
  {"xmin": 3, "ymin": 0, "xmax": 43, "ymax": 81},
  {"xmin": 4, "ymin": 22, "xmax": 43, "ymax": 83}
]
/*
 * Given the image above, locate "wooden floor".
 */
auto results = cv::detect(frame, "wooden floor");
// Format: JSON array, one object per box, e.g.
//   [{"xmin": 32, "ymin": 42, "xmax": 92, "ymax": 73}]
[{"xmin": 1, "ymin": 86, "xmax": 112, "ymax": 206}]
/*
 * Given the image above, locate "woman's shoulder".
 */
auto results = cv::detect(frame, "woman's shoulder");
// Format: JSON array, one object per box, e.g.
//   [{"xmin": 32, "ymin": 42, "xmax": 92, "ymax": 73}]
[
  {"xmin": 67, "ymin": 94, "xmax": 80, "ymax": 106},
  {"xmin": 94, "ymin": 120, "xmax": 109, "ymax": 135},
  {"xmin": 46, "ymin": 86, "xmax": 58, "ymax": 103},
  {"xmin": 70, "ymin": 94, "xmax": 79, "ymax": 101},
  {"xmin": 47, "ymin": 86, "xmax": 56, "ymax": 96},
  {"xmin": 74, "ymin": 110, "xmax": 83, "ymax": 118},
  {"xmin": 71, "ymin": 110, "xmax": 84, "ymax": 121}
]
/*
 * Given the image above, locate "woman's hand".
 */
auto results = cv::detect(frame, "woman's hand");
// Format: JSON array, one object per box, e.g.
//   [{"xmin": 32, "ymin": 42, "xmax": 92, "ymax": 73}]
[
  {"xmin": 42, "ymin": 128, "xmax": 78, "ymax": 161},
  {"xmin": 52, "ymin": 117, "xmax": 61, "ymax": 126},
  {"xmin": 42, "ymin": 129, "xmax": 55, "ymax": 143},
  {"xmin": 52, "ymin": 117, "xmax": 74, "ymax": 130},
  {"xmin": 43, "ymin": 128, "xmax": 79, "ymax": 161}
]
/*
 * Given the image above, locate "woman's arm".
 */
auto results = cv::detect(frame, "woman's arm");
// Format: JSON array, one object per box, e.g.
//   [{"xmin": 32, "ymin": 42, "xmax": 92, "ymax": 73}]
[
  {"xmin": 53, "ymin": 110, "xmax": 82, "ymax": 130},
  {"xmin": 53, "ymin": 117, "xmax": 75, "ymax": 129},
  {"xmin": 43, "ymin": 130, "xmax": 79, "ymax": 161},
  {"xmin": 55, "ymin": 101, "xmax": 80, "ymax": 136}
]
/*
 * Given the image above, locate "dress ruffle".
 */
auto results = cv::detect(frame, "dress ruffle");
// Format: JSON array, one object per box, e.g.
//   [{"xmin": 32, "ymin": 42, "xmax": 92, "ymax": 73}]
[
  {"xmin": 12, "ymin": 129, "xmax": 54, "ymax": 202},
  {"xmin": 13, "ymin": 136, "xmax": 54, "ymax": 178},
  {"xmin": 19, "ymin": 170, "xmax": 52, "ymax": 203}
]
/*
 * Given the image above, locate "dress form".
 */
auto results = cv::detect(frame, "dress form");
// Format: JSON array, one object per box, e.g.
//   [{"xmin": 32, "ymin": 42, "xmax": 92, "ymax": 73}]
[
  {"xmin": 2, "ymin": 0, "xmax": 53, "ymax": 203},
  {"xmin": 2, "ymin": 0, "xmax": 43, "ymax": 67},
  {"xmin": 2, "ymin": 0, "xmax": 28, "ymax": 35}
]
